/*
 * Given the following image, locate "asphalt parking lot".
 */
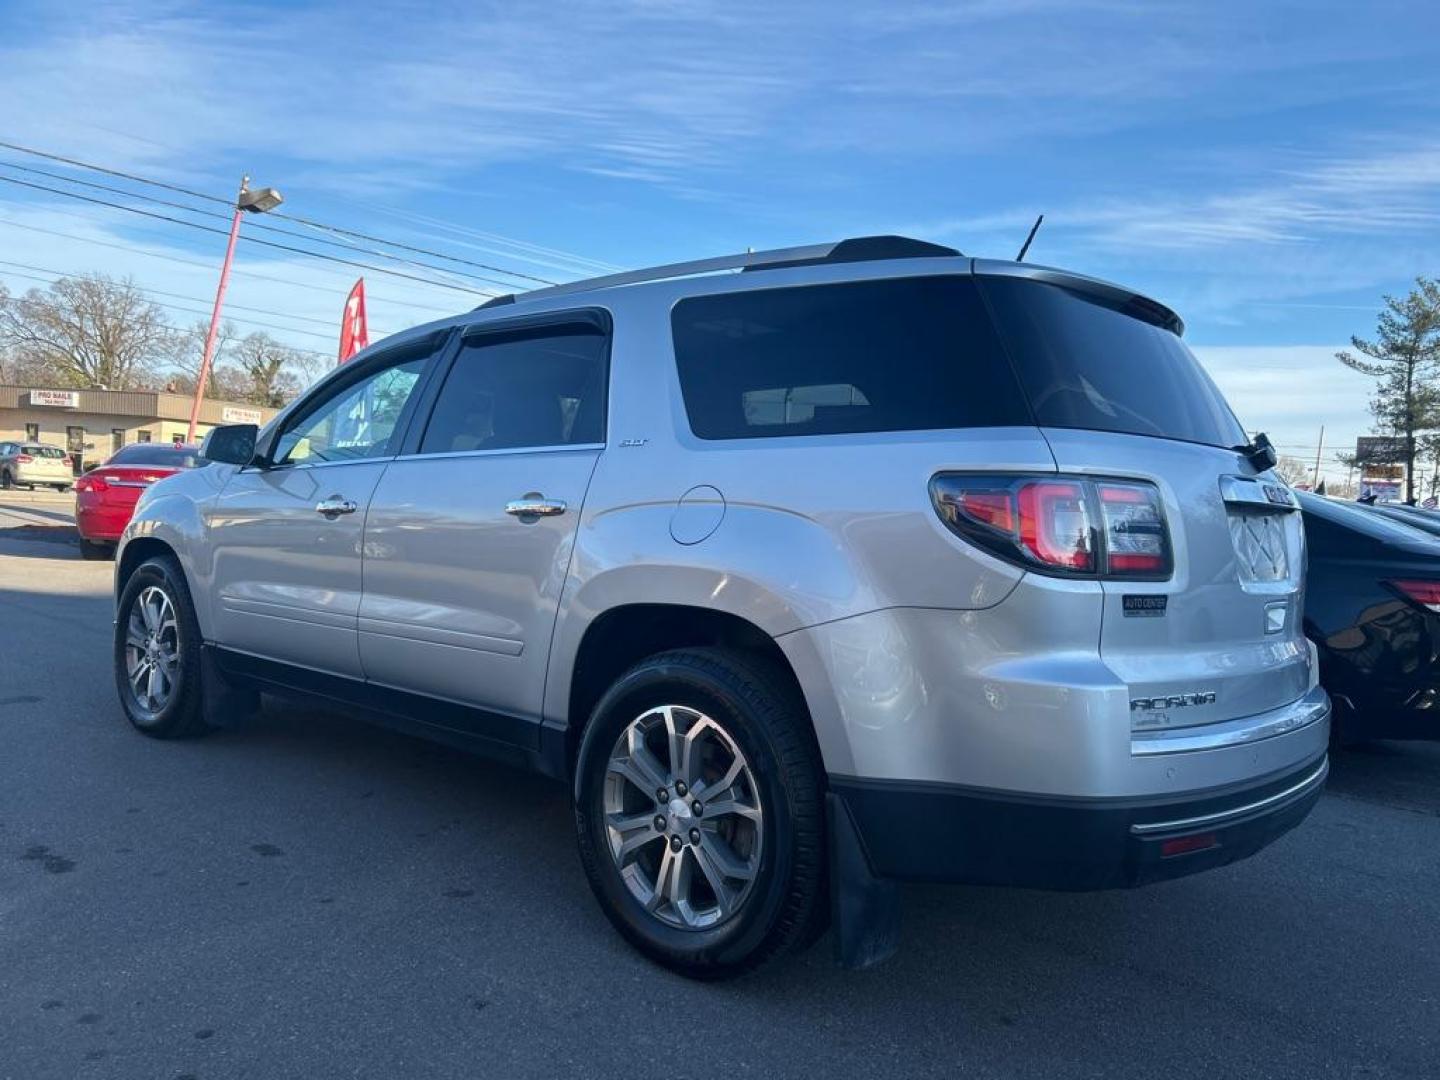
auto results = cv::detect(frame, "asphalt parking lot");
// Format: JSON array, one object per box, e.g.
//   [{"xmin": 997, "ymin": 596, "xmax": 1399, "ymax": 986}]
[{"xmin": 1, "ymin": 491, "xmax": 1438, "ymax": 1080}]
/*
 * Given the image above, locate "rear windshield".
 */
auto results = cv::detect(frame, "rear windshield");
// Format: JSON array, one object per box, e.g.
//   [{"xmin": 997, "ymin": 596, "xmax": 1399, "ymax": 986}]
[
  {"xmin": 671, "ymin": 277, "xmax": 1030, "ymax": 439},
  {"xmin": 23, "ymin": 445, "xmax": 65, "ymax": 458},
  {"xmin": 106, "ymin": 444, "xmax": 206, "ymax": 468},
  {"xmin": 979, "ymin": 276, "xmax": 1247, "ymax": 449}
]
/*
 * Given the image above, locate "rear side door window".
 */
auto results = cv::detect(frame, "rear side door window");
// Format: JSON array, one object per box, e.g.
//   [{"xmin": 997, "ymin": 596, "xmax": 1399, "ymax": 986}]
[
  {"xmin": 671, "ymin": 276, "xmax": 1029, "ymax": 439},
  {"xmin": 419, "ymin": 322, "xmax": 608, "ymax": 454}
]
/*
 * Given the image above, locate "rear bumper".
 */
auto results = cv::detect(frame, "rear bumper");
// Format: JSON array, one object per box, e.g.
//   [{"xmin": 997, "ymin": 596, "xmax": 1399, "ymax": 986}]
[
  {"xmin": 835, "ymin": 754, "xmax": 1324, "ymax": 887},
  {"xmin": 831, "ymin": 752, "xmax": 1328, "ymax": 890},
  {"xmin": 75, "ymin": 504, "xmax": 132, "ymax": 541},
  {"xmin": 13, "ymin": 468, "xmax": 71, "ymax": 486}
]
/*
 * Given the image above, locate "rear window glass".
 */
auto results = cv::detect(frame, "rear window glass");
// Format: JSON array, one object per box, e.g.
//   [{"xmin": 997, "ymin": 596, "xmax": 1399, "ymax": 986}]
[
  {"xmin": 23, "ymin": 445, "xmax": 66, "ymax": 458},
  {"xmin": 107, "ymin": 444, "xmax": 206, "ymax": 468},
  {"xmin": 671, "ymin": 277, "xmax": 1029, "ymax": 439},
  {"xmin": 980, "ymin": 277, "xmax": 1246, "ymax": 448}
]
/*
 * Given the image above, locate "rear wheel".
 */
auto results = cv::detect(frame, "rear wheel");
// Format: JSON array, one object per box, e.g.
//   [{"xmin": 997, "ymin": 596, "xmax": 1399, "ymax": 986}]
[
  {"xmin": 574, "ymin": 648, "xmax": 825, "ymax": 979},
  {"xmin": 114, "ymin": 556, "xmax": 208, "ymax": 738}
]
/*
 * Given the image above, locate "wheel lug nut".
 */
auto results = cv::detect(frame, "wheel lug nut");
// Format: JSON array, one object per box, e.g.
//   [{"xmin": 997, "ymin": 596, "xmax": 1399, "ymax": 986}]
[
  {"xmin": 675, "ymin": 781, "xmax": 687, "ymax": 796},
  {"xmin": 689, "ymin": 828, "xmax": 700, "ymax": 844},
  {"xmin": 657, "ymin": 788, "xmax": 668, "ymax": 802},
  {"xmin": 692, "ymin": 801, "xmax": 702, "ymax": 815},
  {"xmin": 669, "ymin": 835, "xmax": 682, "ymax": 852},
  {"xmin": 653, "ymin": 815, "xmax": 666, "ymax": 831}
]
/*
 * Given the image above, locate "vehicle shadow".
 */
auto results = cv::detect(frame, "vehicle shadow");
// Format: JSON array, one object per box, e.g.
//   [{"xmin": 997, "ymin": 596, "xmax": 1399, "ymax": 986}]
[
  {"xmin": 0, "ymin": 527, "xmax": 84, "ymax": 560},
  {"xmin": 190, "ymin": 697, "xmax": 1435, "ymax": 1078}
]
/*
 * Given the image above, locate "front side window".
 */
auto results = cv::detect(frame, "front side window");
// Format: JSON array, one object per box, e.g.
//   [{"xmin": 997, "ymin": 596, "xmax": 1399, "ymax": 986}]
[
  {"xmin": 671, "ymin": 276, "xmax": 1029, "ymax": 440},
  {"xmin": 274, "ymin": 350, "xmax": 428, "ymax": 466},
  {"xmin": 419, "ymin": 323, "xmax": 608, "ymax": 454}
]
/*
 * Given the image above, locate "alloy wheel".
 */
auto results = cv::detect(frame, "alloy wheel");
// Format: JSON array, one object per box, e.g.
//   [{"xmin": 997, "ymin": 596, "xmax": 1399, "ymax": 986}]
[
  {"xmin": 603, "ymin": 704, "xmax": 764, "ymax": 930},
  {"xmin": 123, "ymin": 585, "xmax": 180, "ymax": 715}
]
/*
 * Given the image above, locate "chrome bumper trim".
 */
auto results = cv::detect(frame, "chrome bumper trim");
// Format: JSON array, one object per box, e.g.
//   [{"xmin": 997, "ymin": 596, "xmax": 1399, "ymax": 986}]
[
  {"xmin": 1131, "ymin": 757, "xmax": 1328, "ymax": 836},
  {"xmin": 1131, "ymin": 688, "xmax": 1329, "ymax": 757}
]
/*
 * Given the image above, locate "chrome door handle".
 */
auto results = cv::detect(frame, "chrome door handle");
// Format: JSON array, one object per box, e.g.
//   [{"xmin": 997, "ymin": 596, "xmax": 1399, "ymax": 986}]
[
  {"xmin": 315, "ymin": 497, "xmax": 358, "ymax": 516},
  {"xmin": 505, "ymin": 496, "xmax": 567, "ymax": 518}
]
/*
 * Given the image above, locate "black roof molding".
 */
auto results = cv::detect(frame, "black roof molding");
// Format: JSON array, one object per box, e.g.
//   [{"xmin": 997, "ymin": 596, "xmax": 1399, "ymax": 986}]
[{"xmin": 743, "ymin": 235, "xmax": 961, "ymax": 272}]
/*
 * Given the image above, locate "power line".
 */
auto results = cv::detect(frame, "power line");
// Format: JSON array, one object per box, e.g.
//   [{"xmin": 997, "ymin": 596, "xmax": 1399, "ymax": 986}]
[
  {"xmin": 0, "ymin": 256, "xmax": 393, "ymax": 335},
  {"xmin": 0, "ymin": 216, "xmax": 460, "ymax": 315},
  {"xmin": 0, "ymin": 157, "xmax": 541, "ymax": 291},
  {"xmin": 0, "ymin": 270, "xmax": 337, "ymax": 354},
  {"xmin": 0, "ymin": 172, "xmax": 497, "ymax": 298},
  {"xmin": 0, "ymin": 138, "xmax": 568, "ymax": 286}
]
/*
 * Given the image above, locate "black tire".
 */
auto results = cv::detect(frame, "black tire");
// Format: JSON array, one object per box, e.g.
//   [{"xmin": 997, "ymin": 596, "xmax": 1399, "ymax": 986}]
[
  {"xmin": 57, "ymin": 484, "xmax": 72, "ymax": 493},
  {"xmin": 114, "ymin": 556, "xmax": 209, "ymax": 739},
  {"xmin": 574, "ymin": 648, "xmax": 825, "ymax": 979},
  {"xmin": 0, "ymin": 470, "xmax": 10, "ymax": 490},
  {"xmin": 79, "ymin": 539, "xmax": 113, "ymax": 561}
]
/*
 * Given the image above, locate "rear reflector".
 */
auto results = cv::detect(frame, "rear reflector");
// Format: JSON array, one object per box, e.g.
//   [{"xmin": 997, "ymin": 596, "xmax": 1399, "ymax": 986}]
[
  {"xmin": 1388, "ymin": 579, "xmax": 1440, "ymax": 613},
  {"xmin": 1160, "ymin": 833, "xmax": 1220, "ymax": 858},
  {"xmin": 931, "ymin": 473, "xmax": 1171, "ymax": 579}
]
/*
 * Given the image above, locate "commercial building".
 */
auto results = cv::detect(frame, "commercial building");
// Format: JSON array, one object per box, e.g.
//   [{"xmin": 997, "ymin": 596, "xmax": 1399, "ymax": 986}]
[{"xmin": 0, "ymin": 385, "xmax": 280, "ymax": 474}]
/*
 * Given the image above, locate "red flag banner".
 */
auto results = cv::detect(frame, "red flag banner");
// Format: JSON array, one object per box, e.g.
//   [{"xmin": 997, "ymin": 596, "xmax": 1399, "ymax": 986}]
[{"xmin": 338, "ymin": 277, "xmax": 369, "ymax": 363}]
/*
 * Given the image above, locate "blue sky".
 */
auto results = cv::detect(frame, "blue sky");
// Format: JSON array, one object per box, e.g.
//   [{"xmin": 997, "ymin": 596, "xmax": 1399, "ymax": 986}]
[{"xmin": 1, "ymin": 0, "xmax": 1438, "ymax": 479}]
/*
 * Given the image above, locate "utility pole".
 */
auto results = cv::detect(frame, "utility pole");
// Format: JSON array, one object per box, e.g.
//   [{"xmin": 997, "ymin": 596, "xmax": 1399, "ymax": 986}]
[
  {"xmin": 1311, "ymin": 425, "xmax": 1324, "ymax": 490},
  {"xmin": 186, "ymin": 175, "xmax": 284, "ymax": 442}
]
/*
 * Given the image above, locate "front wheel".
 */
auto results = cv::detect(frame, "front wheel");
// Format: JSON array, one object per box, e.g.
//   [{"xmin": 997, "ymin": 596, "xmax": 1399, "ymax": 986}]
[
  {"xmin": 574, "ymin": 648, "xmax": 825, "ymax": 979},
  {"xmin": 113, "ymin": 556, "xmax": 208, "ymax": 738},
  {"xmin": 0, "ymin": 470, "xmax": 10, "ymax": 490}
]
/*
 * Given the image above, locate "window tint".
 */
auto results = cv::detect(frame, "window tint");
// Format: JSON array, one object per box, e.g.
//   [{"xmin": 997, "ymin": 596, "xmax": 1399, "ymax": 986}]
[
  {"xmin": 672, "ymin": 277, "xmax": 1028, "ymax": 440},
  {"xmin": 1299, "ymin": 493, "xmax": 1440, "ymax": 554},
  {"xmin": 274, "ymin": 350, "xmax": 428, "ymax": 466},
  {"xmin": 419, "ymin": 324, "xmax": 607, "ymax": 454},
  {"xmin": 107, "ymin": 444, "xmax": 207, "ymax": 468},
  {"xmin": 980, "ymin": 276, "xmax": 1245, "ymax": 448},
  {"xmin": 24, "ymin": 445, "xmax": 65, "ymax": 458}
]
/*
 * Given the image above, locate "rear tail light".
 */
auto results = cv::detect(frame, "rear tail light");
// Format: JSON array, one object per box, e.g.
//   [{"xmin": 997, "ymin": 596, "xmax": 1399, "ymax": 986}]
[
  {"xmin": 1388, "ymin": 579, "xmax": 1440, "ymax": 613},
  {"xmin": 74, "ymin": 475, "xmax": 108, "ymax": 493},
  {"xmin": 16, "ymin": 453, "xmax": 33, "ymax": 464},
  {"xmin": 931, "ymin": 473, "xmax": 1171, "ymax": 579},
  {"xmin": 61, "ymin": 456, "xmax": 72, "ymax": 468}
]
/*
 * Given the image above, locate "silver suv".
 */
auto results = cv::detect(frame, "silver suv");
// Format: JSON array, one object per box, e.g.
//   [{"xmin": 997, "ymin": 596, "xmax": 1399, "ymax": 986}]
[{"xmin": 113, "ymin": 236, "xmax": 1330, "ymax": 977}]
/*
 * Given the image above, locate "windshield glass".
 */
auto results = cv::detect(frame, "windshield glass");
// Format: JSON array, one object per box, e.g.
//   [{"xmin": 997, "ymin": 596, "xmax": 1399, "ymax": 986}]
[{"xmin": 980, "ymin": 276, "xmax": 1246, "ymax": 448}]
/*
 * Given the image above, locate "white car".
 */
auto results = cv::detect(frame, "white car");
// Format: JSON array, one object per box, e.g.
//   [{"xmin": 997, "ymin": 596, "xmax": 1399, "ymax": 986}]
[{"xmin": 0, "ymin": 441, "xmax": 74, "ymax": 491}]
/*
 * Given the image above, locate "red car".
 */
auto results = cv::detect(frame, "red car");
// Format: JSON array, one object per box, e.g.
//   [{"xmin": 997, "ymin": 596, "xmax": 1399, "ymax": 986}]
[{"xmin": 74, "ymin": 443, "xmax": 207, "ymax": 559}]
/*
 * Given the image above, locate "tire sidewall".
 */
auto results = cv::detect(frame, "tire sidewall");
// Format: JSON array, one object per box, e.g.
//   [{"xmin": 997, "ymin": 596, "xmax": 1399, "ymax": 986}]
[
  {"xmin": 575, "ymin": 656, "xmax": 802, "ymax": 973},
  {"xmin": 114, "ymin": 558, "xmax": 202, "ymax": 736}
]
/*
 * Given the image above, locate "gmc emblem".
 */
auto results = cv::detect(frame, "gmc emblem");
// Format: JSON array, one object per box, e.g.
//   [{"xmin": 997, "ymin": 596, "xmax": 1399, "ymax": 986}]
[{"xmin": 1130, "ymin": 691, "xmax": 1217, "ymax": 711}]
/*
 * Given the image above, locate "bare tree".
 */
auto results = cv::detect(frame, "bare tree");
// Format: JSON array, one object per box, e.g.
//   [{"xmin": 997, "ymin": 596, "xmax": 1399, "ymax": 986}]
[
  {"xmin": 227, "ymin": 332, "xmax": 306, "ymax": 407},
  {"xmin": 0, "ymin": 274, "xmax": 181, "ymax": 390},
  {"xmin": 1272, "ymin": 454, "xmax": 1313, "ymax": 488}
]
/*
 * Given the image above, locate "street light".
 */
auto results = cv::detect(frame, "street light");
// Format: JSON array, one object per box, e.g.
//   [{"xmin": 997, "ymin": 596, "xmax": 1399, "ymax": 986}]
[{"xmin": 185, "ymin": 175, "xmax": 284, "ymax": 443}]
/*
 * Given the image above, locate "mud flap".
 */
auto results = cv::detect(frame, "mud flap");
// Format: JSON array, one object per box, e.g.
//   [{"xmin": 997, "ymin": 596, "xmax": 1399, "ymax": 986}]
[
  {"xmin": 828, "ymin": 791, "xmax": 901, "ymax": 969},
  {"xmin": 201, "ymin": 645, "xmax": 260, "ymax": 729}
]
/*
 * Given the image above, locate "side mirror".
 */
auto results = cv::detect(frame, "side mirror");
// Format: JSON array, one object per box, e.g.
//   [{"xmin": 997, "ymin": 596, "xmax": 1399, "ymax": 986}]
[{"xmin": 200, "ymin": 424, "xmax": 260, "ymax": 466}]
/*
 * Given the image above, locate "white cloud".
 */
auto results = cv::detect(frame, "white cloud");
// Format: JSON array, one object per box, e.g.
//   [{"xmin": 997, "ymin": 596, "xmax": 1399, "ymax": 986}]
[{"xmin": 1195, "ymin": 344, "xmax": 1376, "ymax": 481}]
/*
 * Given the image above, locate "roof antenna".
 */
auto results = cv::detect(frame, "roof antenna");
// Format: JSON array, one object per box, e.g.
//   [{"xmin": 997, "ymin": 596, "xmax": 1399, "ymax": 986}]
[{"xmin": 1015, "ymin": 214, "xmax": 1044, "ymax": 261}]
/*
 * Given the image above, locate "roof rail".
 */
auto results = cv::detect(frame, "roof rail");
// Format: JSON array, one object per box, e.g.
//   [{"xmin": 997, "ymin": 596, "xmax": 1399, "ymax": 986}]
[{"xmin": 472, "ymin": 235, "xmax": 961, "ymax": 310}]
